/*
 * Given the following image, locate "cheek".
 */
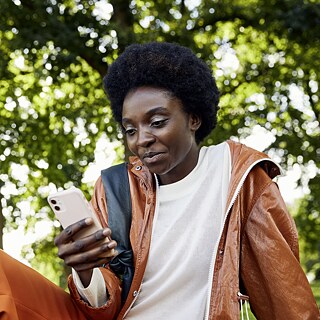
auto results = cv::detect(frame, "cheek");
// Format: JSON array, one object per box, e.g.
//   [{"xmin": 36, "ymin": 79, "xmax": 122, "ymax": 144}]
[
  {"xmin": 170, "ymin": 130, "xmax": 195, "ymax": 157},
  {"xmin": 167, "ymin": 134, "xmax": 186, "ymax": 155},
  {"xmin": 126, "ymin": 138, "xmax": 137, "ymax": 155}
]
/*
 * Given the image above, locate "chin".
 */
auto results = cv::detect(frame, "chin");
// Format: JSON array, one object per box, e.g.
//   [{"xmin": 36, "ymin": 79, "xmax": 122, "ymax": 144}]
[{"xmin": 144, "ymin": 163, "xmax": 169, "ymax": 176}]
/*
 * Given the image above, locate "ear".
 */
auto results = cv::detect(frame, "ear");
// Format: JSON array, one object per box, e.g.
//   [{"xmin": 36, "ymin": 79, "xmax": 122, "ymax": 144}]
[{"xmin": 189, "ymin": 114, "xmax": 202, "ymax": 132}]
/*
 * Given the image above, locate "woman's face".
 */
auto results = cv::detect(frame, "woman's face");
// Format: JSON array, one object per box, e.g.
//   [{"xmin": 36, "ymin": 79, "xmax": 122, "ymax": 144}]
[{"xmin": 122, "ymin": 87, "xmax": 201, "ymax": 185}]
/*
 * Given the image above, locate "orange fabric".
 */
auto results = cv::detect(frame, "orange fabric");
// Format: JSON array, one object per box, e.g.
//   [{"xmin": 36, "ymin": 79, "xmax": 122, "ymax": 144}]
[
  {"xmin": 0, "ymin": 250, "xmax": 86, "ymax": 320},
  {"xmin": 68, "ymin": 268, "xmax": 122, "ymax": 320}
]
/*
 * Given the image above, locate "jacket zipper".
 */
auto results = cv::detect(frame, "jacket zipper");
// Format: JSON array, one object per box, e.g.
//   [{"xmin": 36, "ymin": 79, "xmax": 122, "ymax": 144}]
[
  {"xmin": 204, "ymin": 158, "xmax": 281, "ymax": 320},
  {"xmin": 122, "ymin": 177, "xmax": 161, "ymax": 319},
  {"xmin": 122, "ymin": 286, "xmax": 142, "ymax": 319}
]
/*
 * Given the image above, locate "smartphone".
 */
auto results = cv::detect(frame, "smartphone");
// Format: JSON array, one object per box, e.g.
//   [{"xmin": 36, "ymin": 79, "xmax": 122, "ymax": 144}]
[{"xmin": 47, "ymin": 187, "xmax": 108, "ymax": 244}]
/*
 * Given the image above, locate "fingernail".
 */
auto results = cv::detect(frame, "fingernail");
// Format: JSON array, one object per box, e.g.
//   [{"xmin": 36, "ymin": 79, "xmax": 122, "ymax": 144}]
[
  {"xmin": 102, "ymin": 228, "xmax": 109, "ymax": 236},
  {"xmin": 85, "ymin": 218, "xmax": 93, "ymax": 224},
  {"xmin": 108, "ymin": 240, "xmax": 116, "ymax": 248}
]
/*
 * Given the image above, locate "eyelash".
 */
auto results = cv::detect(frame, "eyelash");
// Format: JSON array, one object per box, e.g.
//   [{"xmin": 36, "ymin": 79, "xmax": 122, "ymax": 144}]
[
  {"xmin": 151, "ymin": 119, "xmax": 168, "ymax": 127},
  {"xmin": 124, "ymin": 128, "xmax": 136, "ymax": 136},
  {"xmin": 124, "ymin": 119, "xmax": 168, "ymax": 136}
]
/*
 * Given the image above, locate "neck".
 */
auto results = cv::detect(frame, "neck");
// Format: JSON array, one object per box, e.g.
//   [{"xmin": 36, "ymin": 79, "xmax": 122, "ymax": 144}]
[{"xmin": 158, "ymin": 144, "xmax": 200, "ymax": 185}]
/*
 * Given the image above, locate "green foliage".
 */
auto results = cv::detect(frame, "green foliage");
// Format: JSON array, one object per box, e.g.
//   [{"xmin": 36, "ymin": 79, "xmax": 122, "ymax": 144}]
[
  {"xmin": 295, "ymin": 176, "xmax": 320, "ymax": 279},
  {"xmin": 0, "ymin": 0, "xmax": 319, "ymax": 286},
  {"xmin": 311, "ymin": 280, "xmax": 320, "ymax": 307}
]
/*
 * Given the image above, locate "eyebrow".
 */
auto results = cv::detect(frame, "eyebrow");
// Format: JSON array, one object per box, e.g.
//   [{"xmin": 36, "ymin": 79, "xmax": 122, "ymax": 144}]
[{"xmin": 122, "ymin": 106, "xmax": 168, "ymax": 124}]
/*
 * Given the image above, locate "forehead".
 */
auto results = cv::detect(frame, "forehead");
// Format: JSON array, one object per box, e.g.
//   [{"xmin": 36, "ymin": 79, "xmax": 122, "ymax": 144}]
[
  {"xmin": 124, "ymin": 87, "xmax": 173, "ymax": 105},
  {"xmin": 122, "ymin": 87, "xmax": 183, "ymax": 121}
]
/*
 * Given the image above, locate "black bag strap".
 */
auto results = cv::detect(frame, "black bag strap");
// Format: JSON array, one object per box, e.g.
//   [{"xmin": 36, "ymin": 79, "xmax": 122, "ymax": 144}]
[{"xmin": 101, "ymin": 163, "xmax": 134, "ymax": 304}]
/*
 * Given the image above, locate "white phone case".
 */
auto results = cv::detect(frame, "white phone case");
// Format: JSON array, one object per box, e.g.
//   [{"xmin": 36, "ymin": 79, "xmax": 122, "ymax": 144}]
[{"xmin": 47, "ymin": 187, "xmax": 107, "ymax": 242}]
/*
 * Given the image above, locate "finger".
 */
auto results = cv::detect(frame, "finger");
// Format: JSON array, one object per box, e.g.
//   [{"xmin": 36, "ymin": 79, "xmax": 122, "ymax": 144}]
[
  {"xmin": 70, "ymin": 228, "xmax": 112, "ymax": 254},
  {"xmin": 64, "ymin": 240, "xmax": 117, "ymax": 269},
  {"xmin": 54, "ymin": 218, "xmax": 93, "ymax": 246},
  {"xmin": 57, "ymin": 227, "xmax": 114, "ymax": 260},
  {"xmin": 56, "ymin": 228, "xmax": 110, "ymax": 258}
]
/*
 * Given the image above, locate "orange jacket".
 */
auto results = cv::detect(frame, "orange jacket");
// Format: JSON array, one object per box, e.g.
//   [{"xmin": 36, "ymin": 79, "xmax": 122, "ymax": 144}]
[{"xmin": 68, "ymin": 140, "xmax": 319, "ymax": 319}]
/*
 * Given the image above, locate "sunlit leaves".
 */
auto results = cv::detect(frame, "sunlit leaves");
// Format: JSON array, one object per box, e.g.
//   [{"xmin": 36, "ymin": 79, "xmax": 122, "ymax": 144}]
[{"xmin": 0, "ymin": 0, "xmax": 319, "ymax": 284}]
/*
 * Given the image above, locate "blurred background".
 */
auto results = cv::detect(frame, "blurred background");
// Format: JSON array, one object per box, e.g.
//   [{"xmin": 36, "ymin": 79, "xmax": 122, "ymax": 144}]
[{"xmin": 0, "ymin": 0, "xmax": 319, "ymax": 302}]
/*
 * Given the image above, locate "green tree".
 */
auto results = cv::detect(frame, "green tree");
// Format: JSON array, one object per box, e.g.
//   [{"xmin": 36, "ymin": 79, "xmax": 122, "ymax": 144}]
[
  {"xmin": 295, "ymin": 176, "xmax": 320, "ymax": 279},
  {"xmin": 0, "ymin": 0, "xmax": 319, "ymax": 286}
]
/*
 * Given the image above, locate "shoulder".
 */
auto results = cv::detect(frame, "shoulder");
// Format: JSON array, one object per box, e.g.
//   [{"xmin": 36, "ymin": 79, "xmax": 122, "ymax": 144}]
[{"xmin": 226, "ymin": 139, "xmax": 282, "ymax": 179}]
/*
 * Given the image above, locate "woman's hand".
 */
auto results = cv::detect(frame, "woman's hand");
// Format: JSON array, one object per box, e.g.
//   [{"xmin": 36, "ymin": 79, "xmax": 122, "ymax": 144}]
[{"xmin": 54, "ymin": 218, "xmax": 117, "ymax": 287}]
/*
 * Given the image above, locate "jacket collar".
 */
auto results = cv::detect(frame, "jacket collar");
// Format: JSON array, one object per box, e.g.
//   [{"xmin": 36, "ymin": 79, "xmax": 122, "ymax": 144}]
[
  {"xmin": 226, "ymin": 140, "xmax": 281, "ymax": 179},
  {"xmin": 127, "ymin": 140, "xmax": 282, "ymax": 196}
]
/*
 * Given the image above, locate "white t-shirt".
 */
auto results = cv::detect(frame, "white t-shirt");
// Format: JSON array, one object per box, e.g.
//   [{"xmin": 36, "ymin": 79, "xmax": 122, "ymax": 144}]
[
  {"xmin": 126, "ymin": 142, "xmax": 231, "ymax": 319},
  {"xmin": 74, "ymin": 142, "xmax": 231, "ymax": 318}
]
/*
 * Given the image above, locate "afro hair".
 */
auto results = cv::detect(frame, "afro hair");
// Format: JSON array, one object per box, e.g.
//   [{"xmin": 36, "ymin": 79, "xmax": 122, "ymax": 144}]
[{"xmin": 103, "ymin": 42, "xmax": 219, "ymax": 143}]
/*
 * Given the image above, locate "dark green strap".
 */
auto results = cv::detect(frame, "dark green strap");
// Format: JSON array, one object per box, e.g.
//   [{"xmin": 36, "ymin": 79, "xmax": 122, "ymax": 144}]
[{"xmin": 101, "ymin": 163, "xmax": 134, "ymax": 304}]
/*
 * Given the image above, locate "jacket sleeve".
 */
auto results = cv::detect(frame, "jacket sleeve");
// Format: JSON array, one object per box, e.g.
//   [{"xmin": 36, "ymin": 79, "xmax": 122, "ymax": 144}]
[
  {"xmin": 68, "ymin": 177, "xmax": 123, "ymax": 320},
  {"xmin": 240, "ymin": 170, "xmax": 319, "ymax": 320}
]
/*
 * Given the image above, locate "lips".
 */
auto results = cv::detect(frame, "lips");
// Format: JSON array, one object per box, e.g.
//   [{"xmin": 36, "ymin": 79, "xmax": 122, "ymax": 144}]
[
  {"xmin": 142, "ymin": 151, "xmax": 165, "ymax": 165},
  {"xmin": 143, "ymin": 152, "xmax": 162, "ymax": 159}
]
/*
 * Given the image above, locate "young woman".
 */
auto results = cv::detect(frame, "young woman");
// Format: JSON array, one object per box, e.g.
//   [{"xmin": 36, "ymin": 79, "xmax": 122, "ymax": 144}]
[{"xmin": 1, "ymin": 42, "xmax": 319, "ymax": 319}]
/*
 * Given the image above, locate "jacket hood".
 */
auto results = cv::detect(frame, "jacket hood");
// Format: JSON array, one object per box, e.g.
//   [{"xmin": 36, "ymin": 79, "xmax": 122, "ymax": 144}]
[{"xmin": 227, "ymin": 140, "xmax": 282, "ymax": 180}]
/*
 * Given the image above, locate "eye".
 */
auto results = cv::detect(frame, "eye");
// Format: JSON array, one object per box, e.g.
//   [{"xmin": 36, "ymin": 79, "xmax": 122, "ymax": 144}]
[
  {"xmin": 124, "ymin": 127, "xmax": 136, "ymax": 136},
  {"xmin": 151, "ymin": 119, "xmax": 168, "ymax": 128}
]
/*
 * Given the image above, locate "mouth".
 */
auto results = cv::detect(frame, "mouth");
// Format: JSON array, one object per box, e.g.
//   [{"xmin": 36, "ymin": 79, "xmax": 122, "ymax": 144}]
[
  {"xmin": 142, "ymin": 152, "xmax": 165, "ymax": 164},
  {"xmin": 143, "ymin": 152, "xmax": 162, "ymax": 159}
]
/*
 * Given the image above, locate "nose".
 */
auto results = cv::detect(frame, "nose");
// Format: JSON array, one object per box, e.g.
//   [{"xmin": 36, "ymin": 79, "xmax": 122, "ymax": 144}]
[{"xmin": 136, "ymin": 128, "xmax": 156, "ymax": 148}]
